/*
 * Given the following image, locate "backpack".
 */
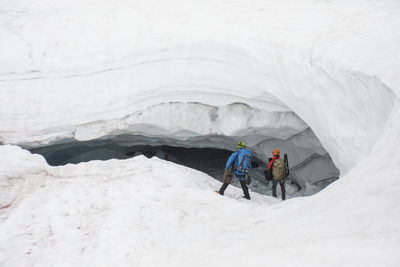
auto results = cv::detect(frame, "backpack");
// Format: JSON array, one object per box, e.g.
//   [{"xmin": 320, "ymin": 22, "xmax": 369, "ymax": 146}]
[
  {"xmin": 236, "ymin": 149, "xmax": 253, "ymax": 174},
  {"xmin": 272, "ymin": 159, "xmax": 286, "ymax": 181}
]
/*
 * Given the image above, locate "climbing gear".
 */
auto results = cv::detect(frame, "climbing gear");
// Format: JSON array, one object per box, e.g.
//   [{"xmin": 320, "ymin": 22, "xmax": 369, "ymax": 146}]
[
  {"xmin": 236, "ymin": 150, "xmax": 253, "ymax": 175},
  {"xmin": 272, "ymin": 149, "xmax": 280, "ymax": 156},
  {"xmin": 237, "ymin": 141, "xmax": 246, "ymax": 148},
  {"xmin": 222, "ymin": 168, "xmax": 233, "ymax": 184},
  {"xmin": 226, "ymin": 147, "xmax": 253, "ymax": 176},
  {"xmin": 284, "ymin": 153, "xmax": 290, "ymax": 176}
]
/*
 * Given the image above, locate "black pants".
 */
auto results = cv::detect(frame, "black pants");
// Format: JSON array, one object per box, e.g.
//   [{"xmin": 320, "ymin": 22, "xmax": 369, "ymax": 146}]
[
  {"xmin": 272, "ymin": 180, "xmax": 286, "ymax": 200},
  {"xmin": 219, "ymin": 180, "xmax": 250, "ymax": 199}
]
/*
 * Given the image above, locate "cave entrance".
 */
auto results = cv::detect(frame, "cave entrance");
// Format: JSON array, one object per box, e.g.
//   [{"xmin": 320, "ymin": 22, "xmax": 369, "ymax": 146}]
[
  {"xmin": 28, "ymin": 134, "xmax": 339, "ymax": 198},
  {"xmin": 27, "ymin": 138, "xmax": 277, "ymax": 195}
]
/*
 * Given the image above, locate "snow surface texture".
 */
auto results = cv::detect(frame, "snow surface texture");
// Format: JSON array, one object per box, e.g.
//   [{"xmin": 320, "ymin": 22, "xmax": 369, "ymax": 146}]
[{"xmin": 1, "ymin": 0, "xmax": 400, "ymax": 266}]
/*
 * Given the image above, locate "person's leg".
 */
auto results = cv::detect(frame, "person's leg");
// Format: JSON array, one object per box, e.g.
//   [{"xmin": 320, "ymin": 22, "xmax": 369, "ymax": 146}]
[
  {"xmin": 279, "ymin": 181, "xmax": 286, "ymax": 200},
  {"xmin": 272, "ymin": 180, "xmax": 278, "ymax": 197},
  {"xmin": 240, "ymin": 180, "xmax": 250, "ymax": 199},
  {"xmin": 218, "ymin": 183, "xmax": 229, "ymax": 195}
]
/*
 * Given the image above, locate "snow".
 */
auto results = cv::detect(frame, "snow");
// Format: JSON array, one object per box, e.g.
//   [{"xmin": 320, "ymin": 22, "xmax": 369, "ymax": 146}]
[
  {"xmin": 1, "ymin": 0, "xmax": 400, "ymax": 266},
  {"xmin": 1, "ymin": 112, "xmax": 399, "ymax": 266}
]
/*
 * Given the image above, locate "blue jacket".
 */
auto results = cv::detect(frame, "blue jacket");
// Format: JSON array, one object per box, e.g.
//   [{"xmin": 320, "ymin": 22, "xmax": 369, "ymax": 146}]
[{"xmin": 225, "ymin": 148, "xmax": 253, "ymax": 180}]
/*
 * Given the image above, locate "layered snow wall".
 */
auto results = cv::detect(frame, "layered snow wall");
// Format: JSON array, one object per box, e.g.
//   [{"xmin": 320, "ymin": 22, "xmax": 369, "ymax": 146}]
[{"xmin": 0, "ymin": 42, "xmax": 394, "ymax": 194}]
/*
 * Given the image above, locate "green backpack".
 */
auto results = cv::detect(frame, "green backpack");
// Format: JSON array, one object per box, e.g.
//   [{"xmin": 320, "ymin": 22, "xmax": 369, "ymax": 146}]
[{"xmin": 272, "ymin": 159, "xmax": 286, "ymax": 181}]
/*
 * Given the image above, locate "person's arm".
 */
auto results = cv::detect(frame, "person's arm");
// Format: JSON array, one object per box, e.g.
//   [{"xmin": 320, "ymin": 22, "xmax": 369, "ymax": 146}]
[{"xmin": 225, "ymin": 151, "xmax": 238, "ymax": 169}]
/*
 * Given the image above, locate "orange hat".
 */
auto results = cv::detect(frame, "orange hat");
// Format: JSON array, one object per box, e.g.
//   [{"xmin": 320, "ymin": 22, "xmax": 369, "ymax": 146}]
[{"xmin": 272, "ymin": 149, "xmax": 280, "ymax": 156}]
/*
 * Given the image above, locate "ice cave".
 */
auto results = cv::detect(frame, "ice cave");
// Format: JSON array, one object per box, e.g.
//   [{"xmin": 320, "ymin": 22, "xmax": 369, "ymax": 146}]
[
  {"xmin": 1, "ymin": 0, "xmax": 399, "ymax": 266},
  {"xmin": 27, "ymin": 114, "xmax": 340, "ymax": 197}
]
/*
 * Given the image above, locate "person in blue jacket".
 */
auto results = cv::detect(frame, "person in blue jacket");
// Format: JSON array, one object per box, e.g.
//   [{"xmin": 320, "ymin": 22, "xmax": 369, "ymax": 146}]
[{"xmin": 217, "ymin": 141, "xmax": 253, "ymax": 200}]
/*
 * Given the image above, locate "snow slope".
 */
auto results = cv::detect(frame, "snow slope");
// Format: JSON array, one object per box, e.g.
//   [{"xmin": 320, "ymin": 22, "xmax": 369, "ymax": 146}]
[{"xmin": 1, "ymin": 0, "xmax": 400, "ymax": 266}]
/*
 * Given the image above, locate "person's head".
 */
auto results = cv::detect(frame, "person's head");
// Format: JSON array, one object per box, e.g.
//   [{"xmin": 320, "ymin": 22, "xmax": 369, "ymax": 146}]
[
  {"xmin": 237, "ymin": 141, "xmax": 246, "ymax": 149},
  {"xmin": 272, "ymin": 149, "xmax": 280, "ymax": 156}
]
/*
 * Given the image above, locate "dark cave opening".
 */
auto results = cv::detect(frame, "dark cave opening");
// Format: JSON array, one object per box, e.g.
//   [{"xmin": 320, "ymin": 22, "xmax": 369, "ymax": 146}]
[
  {"xmin": 27, "ymin": 134, "xmax": 339, "ymax": 198},
  {"xmin": 28, "ymin": 139, "xmax": 263, "ymax": 182}
]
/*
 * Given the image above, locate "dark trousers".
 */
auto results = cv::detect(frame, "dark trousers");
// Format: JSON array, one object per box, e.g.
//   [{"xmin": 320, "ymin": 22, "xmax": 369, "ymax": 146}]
[
  {"xmin": 219, "ymin": 180, "xmax": 250, "ymax": 199},
  {"xmin": 272, "ymin": 180, "xmax": 286, "ymax": 200}
]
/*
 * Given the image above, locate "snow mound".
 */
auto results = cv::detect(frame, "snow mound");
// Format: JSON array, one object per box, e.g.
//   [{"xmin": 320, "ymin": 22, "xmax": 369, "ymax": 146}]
[{"xmin": 0, "ymin": 146, "xmax": 48, "ymax": 214}]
